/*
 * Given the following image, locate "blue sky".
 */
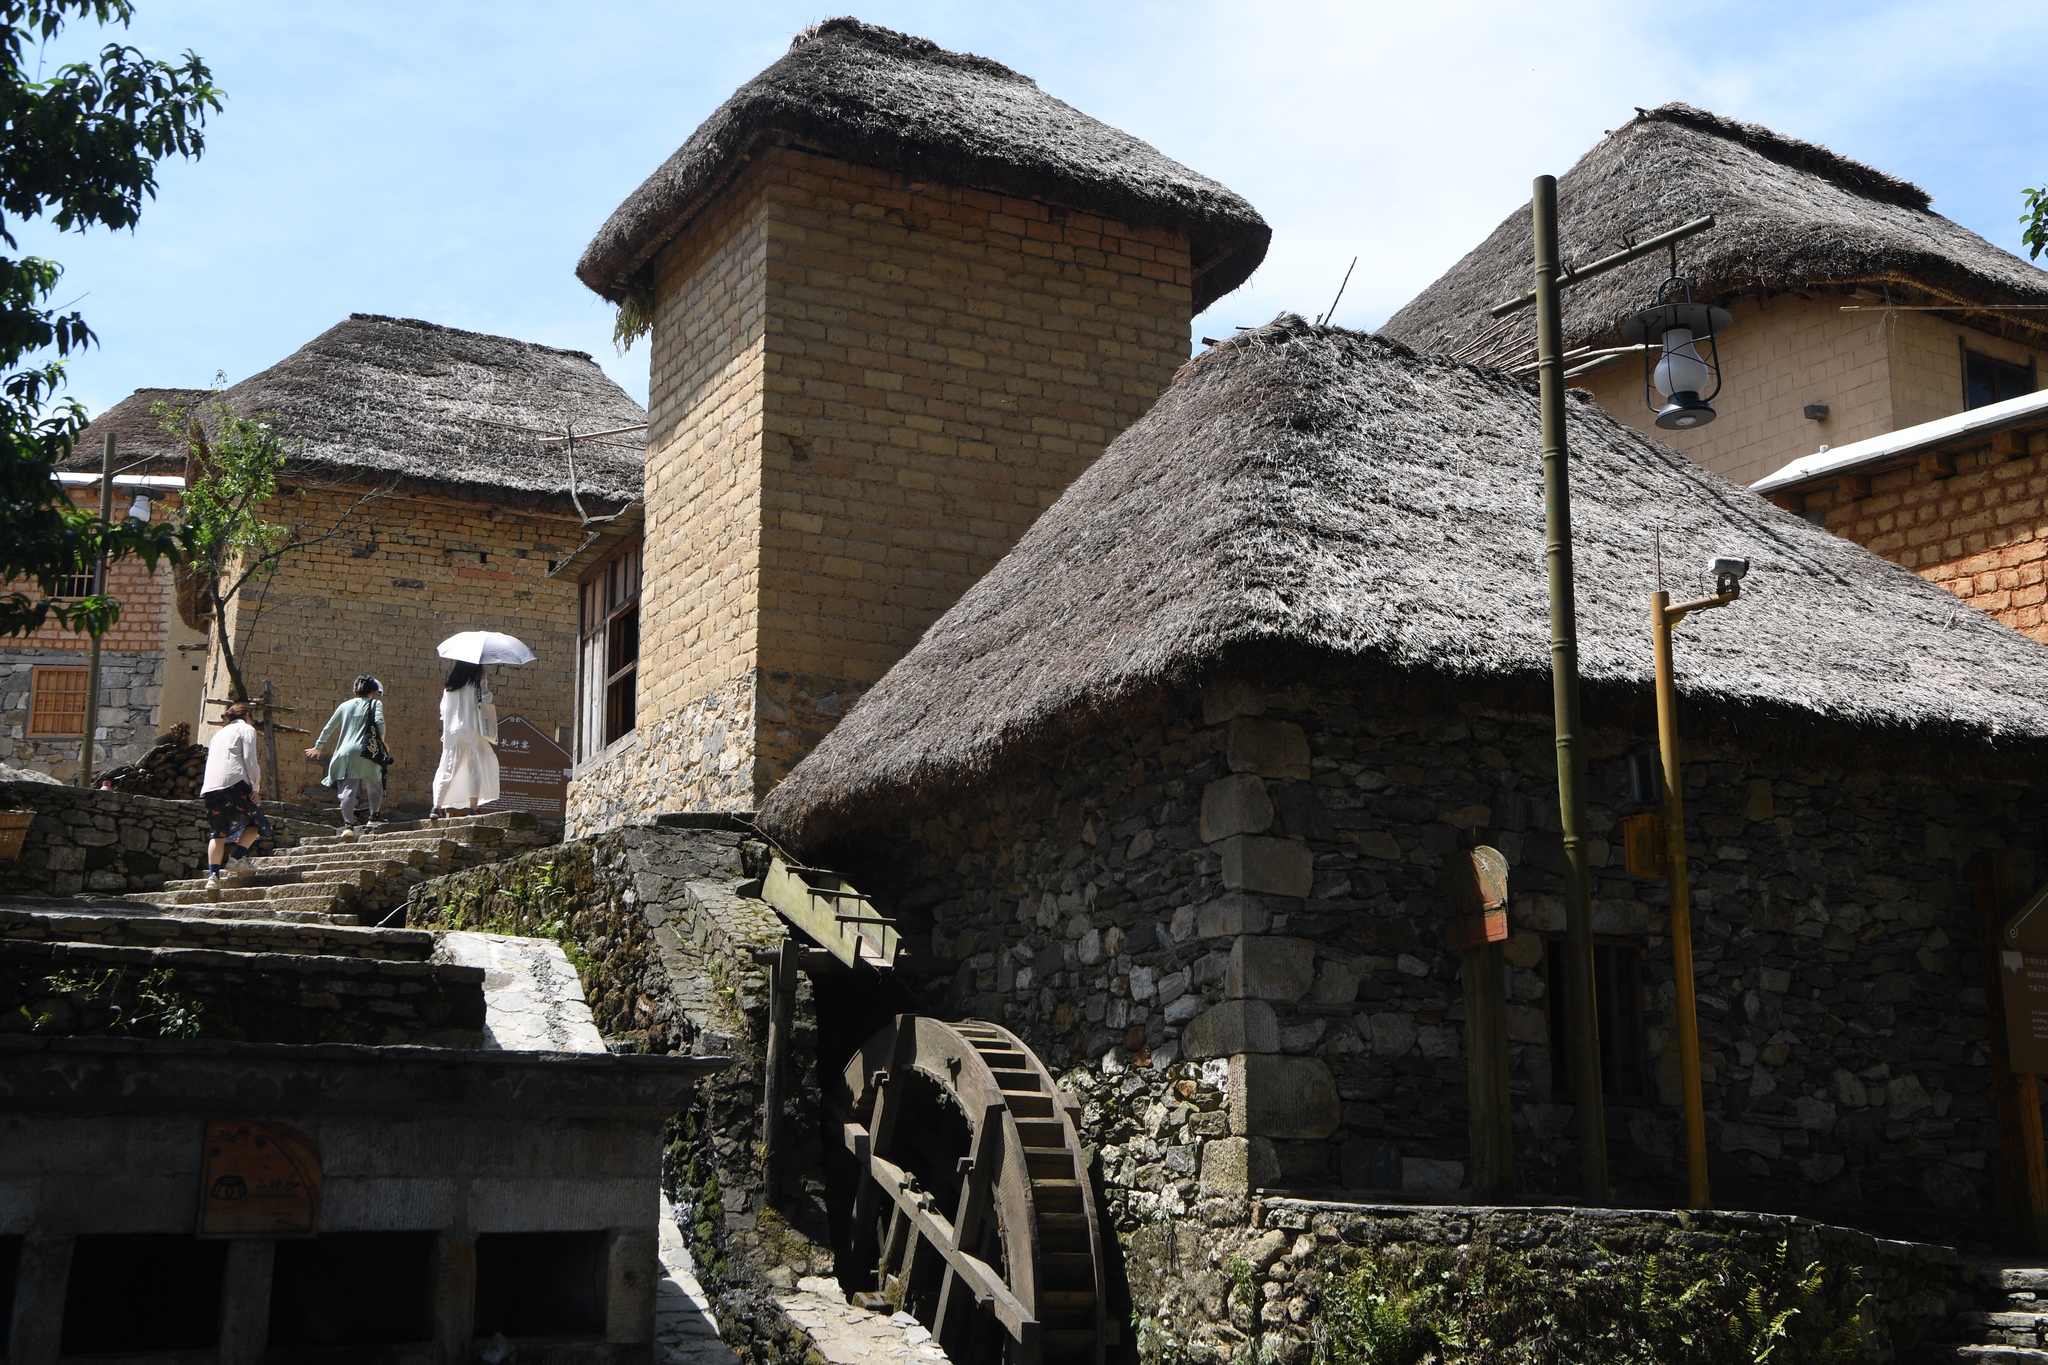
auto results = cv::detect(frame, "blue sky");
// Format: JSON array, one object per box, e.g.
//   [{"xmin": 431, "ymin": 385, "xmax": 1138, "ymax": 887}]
[{"xmin": 18, "ymin": 0, "xmax": 2048, "ymax": 417}]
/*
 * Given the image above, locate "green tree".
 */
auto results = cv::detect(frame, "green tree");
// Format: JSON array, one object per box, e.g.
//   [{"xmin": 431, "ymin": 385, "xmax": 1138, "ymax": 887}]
[
  {"xmin": 2024, "ymin": 185, "xmax": 2048, "ymax": 261},
  {"xmin": 0, "ymin": 0, "xmax": 220, "ymax": 639}
]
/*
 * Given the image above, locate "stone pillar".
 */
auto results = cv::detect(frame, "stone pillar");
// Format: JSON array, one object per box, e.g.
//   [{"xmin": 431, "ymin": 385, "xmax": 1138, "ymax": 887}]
[
  {"xmin": 6, "ymin": 1234, "xmax": 73, "ymax": 1365},
  {"xmin": 605, "ymin": 1227, "xmax": 659, "ymax": 1343},
  {"xmin": 433, "ymin": 1233, "xmax": 477, "ymax": 1359},
  {"xmin": 217, "ymin": 1239, "xmax": 276, "ymax": 1365}
]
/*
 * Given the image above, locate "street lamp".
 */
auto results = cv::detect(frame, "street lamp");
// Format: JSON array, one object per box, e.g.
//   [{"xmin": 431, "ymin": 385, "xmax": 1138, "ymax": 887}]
[
  {"xmin": 1652, "ymin": 550, "xmax": 1748, "ymax": 1210},
  {"xmin": 1623, "ymin": 254, "xmax": 1732, "ymax": 431}
]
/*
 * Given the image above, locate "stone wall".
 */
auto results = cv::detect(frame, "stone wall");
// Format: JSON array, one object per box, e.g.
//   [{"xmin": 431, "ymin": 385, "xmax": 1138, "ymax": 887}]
[
  {"xmin": 0, "ymin": 778, "xmax": 325, "ymax": 896},
  {"xmin": 826, "ymin": 665, "xmax": 2042, "ymax": 1244},
  {"xmin": 1122, "ymin": 1197, "xmax": 1963, "ymax": 1364},
  {"xmin": 0, "ymin": 650, "xmax": 164, "ymax": 780}
]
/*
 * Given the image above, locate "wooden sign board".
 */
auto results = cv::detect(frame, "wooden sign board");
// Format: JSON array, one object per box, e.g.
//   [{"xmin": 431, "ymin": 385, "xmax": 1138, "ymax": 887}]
[
  {"xmin": 495, "ymin": 714, "xmax": 571, "ymax": 819},
  {"xmin": 1442, "ymin": 846, "xmax": 1509, "ymax": 951},
  {"xmin": 1621, "ymin": 813, "xmax": 1669, "ymax": 878},
  {"xmin": 2002, "ymin": 883, "xmax": 2048, "ymax": 1074},
  {"xmin": 197, "ymin": 1121, "xmax": 320, "ymax": 1237}
]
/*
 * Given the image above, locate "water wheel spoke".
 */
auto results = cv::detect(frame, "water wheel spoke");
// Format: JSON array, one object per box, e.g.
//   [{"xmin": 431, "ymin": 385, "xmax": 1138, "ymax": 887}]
[{"xmin": 831, "ymin": 1018, "xmax": 1109, "ymax": 1365}]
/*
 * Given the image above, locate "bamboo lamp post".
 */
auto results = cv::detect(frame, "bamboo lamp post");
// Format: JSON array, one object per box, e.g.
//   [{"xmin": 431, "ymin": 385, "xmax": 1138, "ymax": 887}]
[
  {"xmin": 1490, "ymin": 183, "xmax": 1717, "ymax": 1203},
  {"xmin": 1650, "ymin": 554, "xmax": 1749, "ymax": 1209}
]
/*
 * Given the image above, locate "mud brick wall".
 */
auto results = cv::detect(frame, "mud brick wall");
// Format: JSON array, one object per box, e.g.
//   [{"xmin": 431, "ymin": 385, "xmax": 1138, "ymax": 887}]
[
  {"xmin": 575, "ymin": 142, "xmax": 1195, "ymax": 829},
  {"xmin": 0, "ymin": 778, "xmax": 323, "ymax": 895},
  {"xmin": 824, "ymin": 665, "xmax": 2043, "ymax": 1245},
  {"xmin": 207, "ymin": 481, "xmax": 587, "ymax": 814}
]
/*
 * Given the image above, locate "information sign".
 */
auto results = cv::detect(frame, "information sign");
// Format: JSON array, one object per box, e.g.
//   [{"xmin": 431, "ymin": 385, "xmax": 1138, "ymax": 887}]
[
  {"xmin": 495, "ymin": 714, "xmax": 571, "ymax": 819},
  {"xmin": 197, "ymin": 1120, "xmax": 321, "ymax": 1237}
]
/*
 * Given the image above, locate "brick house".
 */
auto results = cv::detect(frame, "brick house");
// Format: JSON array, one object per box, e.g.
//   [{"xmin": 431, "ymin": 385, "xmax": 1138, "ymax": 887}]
[
  {"xmin": 1381, "ymin": 104, "xmax": 2048, "ymax": 490},
  {"xmin": 564, "ymin": 18, "xmax": 1268, "ymax": 833},
  {"xmin": 1751, "ymin": 388, "xmax": 2048, "ymax": 646},
  {"xmin": 760, "ymin": 318, "xmax": 2048, "ymax": 1240},
  {"xmin": 0, "ymin": 384, "xmax": 205, "ymax": 781},
  {"xmin": 47, "ymin": 316, "xmax": 646, "ymax": 814}
]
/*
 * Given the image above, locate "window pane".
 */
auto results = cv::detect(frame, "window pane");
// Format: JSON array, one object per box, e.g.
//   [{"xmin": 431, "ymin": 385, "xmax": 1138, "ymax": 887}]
[
  {"xmin": 28, "ymin": 666, "xmax": 89, "ymax": 736},
  {"xmin": 1966, "ymin": 351, "xmax": 2033, "ymax": 410}
]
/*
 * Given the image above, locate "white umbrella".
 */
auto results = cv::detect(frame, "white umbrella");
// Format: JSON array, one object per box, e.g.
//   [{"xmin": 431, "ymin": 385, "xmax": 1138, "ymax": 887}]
[{"xmin": 436, "ymin": 631, "xmax": 536, "ymax": 666}]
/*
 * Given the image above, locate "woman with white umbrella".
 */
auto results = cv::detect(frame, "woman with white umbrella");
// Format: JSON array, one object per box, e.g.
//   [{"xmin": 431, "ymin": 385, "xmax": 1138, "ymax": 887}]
[{"xmin": 431, "ymin": 632, "xmax": 534, "ymax": 819}]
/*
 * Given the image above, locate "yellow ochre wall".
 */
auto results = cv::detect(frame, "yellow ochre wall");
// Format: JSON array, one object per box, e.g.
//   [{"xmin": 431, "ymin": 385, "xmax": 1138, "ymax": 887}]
[
  {"xmin": 210, "ymin": 483, "xmax": 585, "ymax": 813},
  {"xmin": 569, "ymin": 144, "xmax": 1195, "ymax": 832},
  {"xmin": 1581, "ymin": 293, "xmax": 2048, "ymax": 489}
]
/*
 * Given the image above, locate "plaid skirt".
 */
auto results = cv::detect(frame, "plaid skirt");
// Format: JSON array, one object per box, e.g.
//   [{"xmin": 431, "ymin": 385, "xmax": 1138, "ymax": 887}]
[{"xmin": 202, "ymin": 780, "xmax": 275, "ymax": 843}]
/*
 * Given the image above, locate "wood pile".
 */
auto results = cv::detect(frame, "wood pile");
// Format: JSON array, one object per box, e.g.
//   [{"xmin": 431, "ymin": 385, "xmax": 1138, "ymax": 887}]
[{"xmin": 98, "ymin": 723, "xmax": 207, "ymax": 799}]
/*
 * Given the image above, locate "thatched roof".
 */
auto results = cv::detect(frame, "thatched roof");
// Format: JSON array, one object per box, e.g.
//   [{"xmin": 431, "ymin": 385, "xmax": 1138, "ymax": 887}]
[
  {"xmin": 67, "ymin": 316, "xmax": 647, "ymax": 507},
  {"xmin": 70, "ymin": 387, "xmax": 208, "ymax": 474},
  {"xmin": 577, "ymin": 17, "xmax": 1269, "ymax": 314},
  {"xmin": 760, "ymin": 315, "xmax": 2048, "ymax": 848},
  {"xmin": 1379, "ymin": 103, "xmax": 2048, "ymax": 363}
]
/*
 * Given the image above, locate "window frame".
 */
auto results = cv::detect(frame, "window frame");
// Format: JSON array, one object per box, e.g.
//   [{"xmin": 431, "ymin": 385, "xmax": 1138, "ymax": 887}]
[
  {"xmin": 1962, "ymin": 340, "xmax": 2036, "ymax": 411},
  {"xmin": 27, "ymin": 664, "xmax": 89, "ymax": 738},
  {"xmin": 575, "ymin": 535, "xmax": 641, "ymax": 764}
]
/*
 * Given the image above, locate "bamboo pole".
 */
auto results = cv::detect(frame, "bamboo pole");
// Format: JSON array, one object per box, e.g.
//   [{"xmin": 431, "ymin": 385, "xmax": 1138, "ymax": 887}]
[
  {"xmin": 77, "ymin": 432, "xmax": 115, "ymax": 787},
  {"xmin": 1652, "ymin": 589, "xmax": 1712, "ymax": 1209},
  {"xmin": 1532, "ymin": 174, "xmax": 1609, "ymax": 1202}
]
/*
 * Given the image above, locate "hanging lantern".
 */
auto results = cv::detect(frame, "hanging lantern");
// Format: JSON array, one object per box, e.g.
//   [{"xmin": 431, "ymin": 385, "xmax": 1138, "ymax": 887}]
[{"xmin": 1622, "ymin": 255, "xmax": 1732, "ymax": 430}]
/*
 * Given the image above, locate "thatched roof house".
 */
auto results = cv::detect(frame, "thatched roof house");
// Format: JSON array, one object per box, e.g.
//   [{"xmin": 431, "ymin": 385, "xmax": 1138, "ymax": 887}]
[
  {"xmin": 761, "ymin": 315, "xmax": 2048, "ymax": 849},
  {"xmin": 69, "ymin": 315, "xmax": 647, "ymax": 508},
  {"xmin": 1380, "ymin": 103, "xmax": 2048, "ymax": 364},
  {"xmin": 576, "ymin": 17, "xmax": 1269, "ymax": 314}
]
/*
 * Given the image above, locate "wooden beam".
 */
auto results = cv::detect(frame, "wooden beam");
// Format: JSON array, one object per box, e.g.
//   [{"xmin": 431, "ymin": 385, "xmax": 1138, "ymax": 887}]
[
  {"xmin": 759, "ymin": 937, "xmax": 799, "ymax": 1185},
  {"xmin": 760, "ymin": 849, "xmax": 900, "ymax": 970},
  {"xmin": 849, "ymin": 1018, "xmax": 917, "ymax": 1280},
  {"xmin": 1918, "ymin": 449, "xmax": 1957, "ymax": 480},
  {"xmin": 934, "ymin": 1103, "xmax": 1004, "ymax": 1354},
  {"xmin": 1462, "ymin": 941, "xmax": 1515, "ymax": 1197},
  {"xmin": 1974, "ymin": 851, "xmax": 2048, "ymax": 1253},
  {"xmin": 1837, "ymin": 473, "xmax": 1872, "ymax": 501},
  {"xmin": 1994, "ymin": 430, "xmax": 2030, "ymax": 460},
  {"xmin": 839, "ymin": 1120, "xmax": 1039, "ymax": 1346}
]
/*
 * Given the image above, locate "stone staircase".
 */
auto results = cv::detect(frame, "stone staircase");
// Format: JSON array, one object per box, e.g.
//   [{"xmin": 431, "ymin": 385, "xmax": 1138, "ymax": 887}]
[
  {"xmin": 1926, "ymin": 1261, "xmax": 2048, "ymax": 1363},
  {"xmin": 143, "ymin": 810, "xmax": 553, "ymax": 925}
]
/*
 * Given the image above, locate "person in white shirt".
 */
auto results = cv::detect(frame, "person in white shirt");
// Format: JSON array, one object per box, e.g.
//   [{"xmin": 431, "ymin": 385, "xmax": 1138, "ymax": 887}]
[
  {"xmin": 201, "ymin": 701, "xmax": 275, "ymax": 893},
  {"xmin": 432, "ymin": 660, "xmax": 500, "ymax": 818}
]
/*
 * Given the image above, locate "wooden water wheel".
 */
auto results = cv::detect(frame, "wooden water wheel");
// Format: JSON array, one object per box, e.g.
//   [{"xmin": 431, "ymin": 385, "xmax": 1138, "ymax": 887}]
[{"xmin": 828, "ymin": 1015, "xmax": 1110, "ymax": 1365}]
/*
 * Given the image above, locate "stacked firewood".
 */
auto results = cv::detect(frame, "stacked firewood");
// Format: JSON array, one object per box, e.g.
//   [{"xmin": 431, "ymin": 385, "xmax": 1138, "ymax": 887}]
[{"xmin": 97, "ymin": 723, "xmax": 208, "ymax": 799}]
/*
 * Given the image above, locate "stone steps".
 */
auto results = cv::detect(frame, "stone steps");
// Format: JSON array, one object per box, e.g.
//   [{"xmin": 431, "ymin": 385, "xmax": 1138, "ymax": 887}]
[
  {"xmin": 1959, "ymin": 1313, "xmax": 2048, "ymax": 1347},
  {"xmin": 1934, "ymin": 1260, "xmax": 2048, "ymax": 1362},
  {"xmin": 0, "ymin": 905, "xmax": 427, "ymax": 959}
]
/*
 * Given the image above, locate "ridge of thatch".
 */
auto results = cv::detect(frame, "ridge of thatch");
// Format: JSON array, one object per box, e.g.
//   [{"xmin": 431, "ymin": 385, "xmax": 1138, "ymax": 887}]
[
  {"xmin": 759, "ymin": 315, "xmax": 2048, "ymax": 849},
  {"xmin": 1379, "ymin": 102, "xmax": 2048, "ymax": 362},
  {"xmin": 576, "ymin": 17, "xmax": 1269, "ymax": 314},
  {"xmin": 66, "ymin": 316, "xmax": 648, "ymax": 506},
  {"xmin": 72, "ymin": 387, "xmax": 210, "ymax": 474}
]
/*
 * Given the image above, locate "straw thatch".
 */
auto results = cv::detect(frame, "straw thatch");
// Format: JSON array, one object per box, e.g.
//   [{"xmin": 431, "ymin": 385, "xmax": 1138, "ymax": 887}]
[
  {"xmin": 759, "ymin": 315, "xmax": 2048, "ymax": 849},
  {"xmin": 69, "ymin": 387, "xmax": 207, "ymax": 474},
  {"xmin": 67, "ymin": 316, "xmax": 647, "ymax": 506},
  {"xmin": 577, "ymin": 17, "xmax": 1269, "ymax": 314},
  {"xmin": 1380, "ymin": 103, "xmax": 2048, "ymax": 364}
]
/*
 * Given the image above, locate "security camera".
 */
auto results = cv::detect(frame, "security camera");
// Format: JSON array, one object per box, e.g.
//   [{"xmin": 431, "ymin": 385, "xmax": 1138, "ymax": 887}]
[{"xmin": 1710, "ymin": 556, "xmax": 1749, "ymax": 581}]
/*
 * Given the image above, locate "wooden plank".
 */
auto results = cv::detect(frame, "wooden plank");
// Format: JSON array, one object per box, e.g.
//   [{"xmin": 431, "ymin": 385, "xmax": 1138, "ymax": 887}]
[
  {"xmin": 849, "ymin": 1018, "xmax": 918, "ymax": 1278},
  {"xmin": 759, "ymin": 937, "xmax": 799, "ymax": 1182},
  {"xmin": 838, "ymin": 1121, "xmax": 1038, "ymax": 1345},
  {"xmin": 759, "ymin": 850, "xmax": 900, "ymax": 970},
  {"xmin": 935, "ymin": 1103, "xmax": 1005, "ymax": 1351},
  {"xmin": 1975, "ymin": 851, "xmax": 2048, "ymax": 1253}
]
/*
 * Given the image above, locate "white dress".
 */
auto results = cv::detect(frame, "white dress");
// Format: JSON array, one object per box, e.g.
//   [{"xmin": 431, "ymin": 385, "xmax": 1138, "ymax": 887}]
[{"xmin": 431, "ymin": 682, "xmax": 500, "ymax": 809}]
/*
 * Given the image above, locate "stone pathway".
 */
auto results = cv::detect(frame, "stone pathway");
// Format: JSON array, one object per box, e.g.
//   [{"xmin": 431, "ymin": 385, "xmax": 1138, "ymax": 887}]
[
  {"xmin": 440, "ymin": 931, "xmax": 606, "ymax": 1052},
  {"xmin": 776, "ymin": 1280, "xmax": 953, "ymax": 1365},
  {"xmin": 656, "ymin": 1195, "xmax": 737, "ymax": 1365}
]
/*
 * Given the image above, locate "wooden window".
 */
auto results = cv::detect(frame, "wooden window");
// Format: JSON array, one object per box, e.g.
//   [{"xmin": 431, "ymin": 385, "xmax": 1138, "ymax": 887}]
[
  {"xmin": 28, "ymin": 665, "xmax": 89, "ymax": 737},
  {"xmin": 575, "ymin": 536, "xmax": 641, "ymax": 763},
  {"xmin": 1964, "ymin": 347, "xmax": 2034, "ymax": 410},
  {"xmin": 1544, "ymin": 937, "xmax": 1649, "ymax": 1100}
]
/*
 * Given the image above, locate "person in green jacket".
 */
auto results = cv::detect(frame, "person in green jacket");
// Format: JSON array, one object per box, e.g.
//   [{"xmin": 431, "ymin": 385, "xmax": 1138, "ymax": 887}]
[{"xmin": 305, "ymin": 675, "xmax": 389, "ymax": 826}]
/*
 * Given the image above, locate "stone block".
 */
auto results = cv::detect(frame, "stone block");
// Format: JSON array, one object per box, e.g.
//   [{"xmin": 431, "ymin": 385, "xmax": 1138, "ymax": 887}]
[
  {"xmin": 1218, "ymin": 835, "xmax": 1313, "ymax": 898},
  {"xmin": 1402, "ymin": 1157, "xmax": 1464, "ymax": 1193},
  {"xmin": 1226, "ymin": 718, "xmax": 1310, "ymax": 780},
  {"xmin": 1197, "ymin": 1135, "xmax": 1279, "ymax": 1197},
  {"xmin": 1341, "ymin": 1139, "xmax": 1402, "ymax": 1190},
  {"xmin": 1182, "ymin": 1000, "xmax": 1280, "ymax": 1059},
  {"xmin": 1310, "ymin": 959, "xmax": 1359, "ymax": 1005},
  {"xmin": 1271, "ymin": 783, "xmax": 1336, "ymax": 841},
  {"xmin": 1201, "ymin": 678, "xmax": 1266, "ymax": 725},
  {"xmin": 1227, "ymin": 936, "xmax": 1316, "ymax": 1002},
  {"xmin": 1200, "ymin": 774, "xmax": 1274, "ymax": 842},
  {"xmin": 1228, "ymin": 1054, "xmax": 1340, "ymax": 1139},
  {"xmin": 1196, "ymin": 893, "xmax": 1271, "ymax": 939}
]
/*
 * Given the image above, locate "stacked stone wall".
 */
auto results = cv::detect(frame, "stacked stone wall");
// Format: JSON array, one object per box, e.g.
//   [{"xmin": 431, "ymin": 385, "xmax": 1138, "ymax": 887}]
[
  {"xmin": 0, "ymin": 778, "xmax": 323, "ymax": 895},
  {"xmin": 0, "ymin": 651, "xmax": 164, "ymax": 780},
  {"xmin": 834, "ymin": 667, "xmax": 2041, "ymax": 1245}
]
